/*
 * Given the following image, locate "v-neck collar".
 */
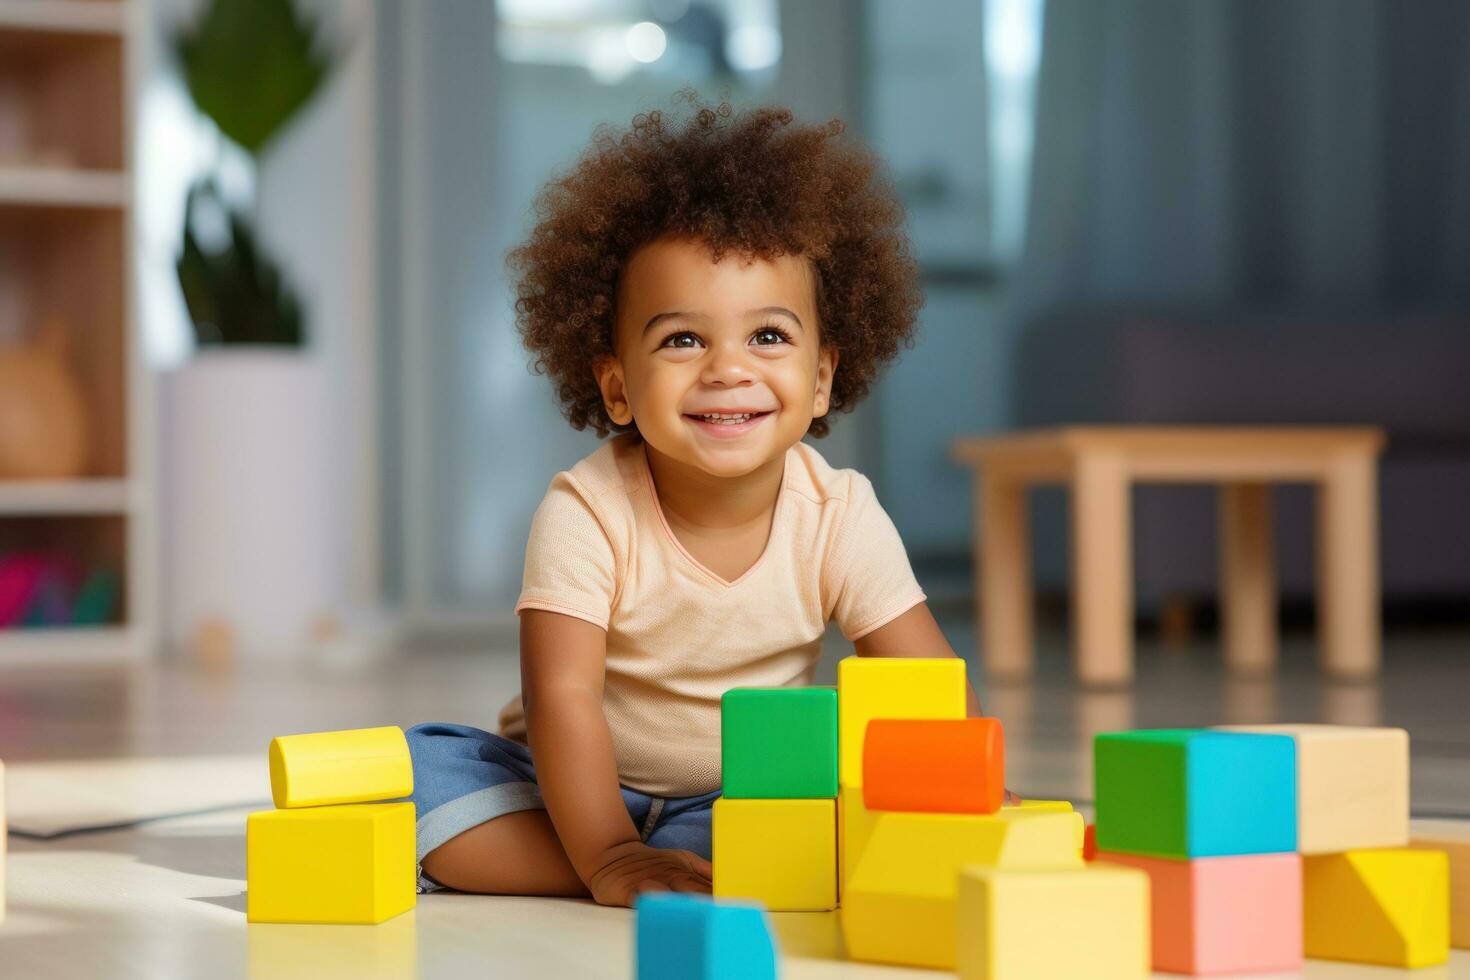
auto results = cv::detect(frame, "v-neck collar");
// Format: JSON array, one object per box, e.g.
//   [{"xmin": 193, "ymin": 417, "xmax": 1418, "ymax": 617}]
[{"xmin": 639, "ymin": 442, "xmax": 789, "ymax": 589}]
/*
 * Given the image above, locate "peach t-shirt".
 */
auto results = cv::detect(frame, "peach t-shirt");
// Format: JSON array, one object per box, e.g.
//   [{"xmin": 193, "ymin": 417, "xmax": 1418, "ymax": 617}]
[{"xmin": 508, "ymin": 433, "xmax": 926, "ymax": 797}]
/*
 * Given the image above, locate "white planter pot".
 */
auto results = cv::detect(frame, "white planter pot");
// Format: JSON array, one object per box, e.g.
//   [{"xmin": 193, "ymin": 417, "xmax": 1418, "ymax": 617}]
[{"xmin": 161, "ymin": 350, "xmax": 340, "ymax": 660}]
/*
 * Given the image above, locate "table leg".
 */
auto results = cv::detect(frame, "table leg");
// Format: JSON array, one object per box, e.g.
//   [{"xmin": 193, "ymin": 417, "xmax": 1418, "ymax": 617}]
[
  {"xmin": 977, "ymin": 472, "xmax": 1033, "ymax": 681},
  {"xmin": 1071, "ymin": 454, "xmax": 1133, "ymax": 686},
  {"xmin": 1317, "ymin": 453, "xmax": 1380, "ymax": 679},
  {"xmin": 1220, "ymin": 483, "xmax": 1277, "ymax": 673}
]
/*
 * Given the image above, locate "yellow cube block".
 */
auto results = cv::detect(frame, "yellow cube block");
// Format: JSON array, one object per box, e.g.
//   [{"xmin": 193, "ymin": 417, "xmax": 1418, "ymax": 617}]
[
  {"xmin": 247, "ymin": 802, "xmax": 416, "ymax": 924},
  {"xmin": 1216, "ymin": 724, "xmax": 1407, "ymax": 853},
  {"xmin": 842, "ymin": 810, "xmax": 1082, "ymax": 970},
  {"xmin": 839, "ymin": 787, "xmax": 879, "ymax": 896},
  {"xmin": 836, "ymin": 656, "xmax": 965, "ymax": 787},
  {"xmin": 958, "ymin": 865, "xmax": 1150, "ymax": 979},
  {"xmin": 1409, "ymin": 828, "xmax": 1470, "ymax": 949},
  {"xmin": 713, "ymin": 798, "xmax": 836, "ymax": 911},
  {"xmin": 1303, "ymin": 848, "xmax": 1449, "ymax": 968},
  {"xmin": 269, "ymin": 726, "xmax": 413, "ymax": 808}
]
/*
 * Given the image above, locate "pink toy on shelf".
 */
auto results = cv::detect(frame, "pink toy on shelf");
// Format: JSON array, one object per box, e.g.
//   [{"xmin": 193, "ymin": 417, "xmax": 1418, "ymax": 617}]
[{"xmin": 0, "ymin": 554, "xmax": 48, "ymax": 628}]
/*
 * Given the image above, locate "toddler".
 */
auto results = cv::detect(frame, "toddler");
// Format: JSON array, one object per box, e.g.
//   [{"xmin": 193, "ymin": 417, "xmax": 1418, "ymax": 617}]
[{"xmin": 407, "ymin": 98, "xmax": 990, "ymax": 908}]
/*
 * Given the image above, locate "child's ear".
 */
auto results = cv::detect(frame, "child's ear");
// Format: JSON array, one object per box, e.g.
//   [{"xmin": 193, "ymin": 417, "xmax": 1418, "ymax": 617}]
[
  {"xmin": 594, "ymin": 355, "xmax": 634, "ymax": 426},
  {"xmin": 813, "ymin": 346, "xmax": 839, "ymax": 418}
]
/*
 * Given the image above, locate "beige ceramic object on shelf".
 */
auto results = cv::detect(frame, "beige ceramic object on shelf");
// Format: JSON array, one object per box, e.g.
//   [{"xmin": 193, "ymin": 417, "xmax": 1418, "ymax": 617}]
[{"xmin": 0, "ymin": 320, "xmax": 91, "ymax": 479}]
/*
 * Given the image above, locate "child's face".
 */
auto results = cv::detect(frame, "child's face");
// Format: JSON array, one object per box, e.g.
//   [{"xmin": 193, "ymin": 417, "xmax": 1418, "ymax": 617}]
[{"xmin": 596, "ymin": 236, "xmax": 837, "ymax": 479}]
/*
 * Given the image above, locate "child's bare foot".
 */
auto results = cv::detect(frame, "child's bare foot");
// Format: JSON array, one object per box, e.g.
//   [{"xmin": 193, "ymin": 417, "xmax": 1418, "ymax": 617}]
[{"xmin": 585, "ymin": 840, "xmax": 713, "ymax": 908}]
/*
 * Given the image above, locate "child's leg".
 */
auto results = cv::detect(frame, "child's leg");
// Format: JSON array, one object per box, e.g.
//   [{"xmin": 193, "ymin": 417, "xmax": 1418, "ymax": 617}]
[
  {"xmin": 407, "ymin": 722, "xmax": 587, "ymax": 896},
  {"xmin": 420, "ymin": 809, "xmax": 588, "ymax": 896}
]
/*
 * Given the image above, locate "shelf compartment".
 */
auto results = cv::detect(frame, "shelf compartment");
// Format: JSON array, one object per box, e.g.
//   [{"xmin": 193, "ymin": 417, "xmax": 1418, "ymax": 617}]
[
  {"xmin": 0, "ymin": 205, "xmax": 128, "ymax": 478},
  {"xmin": 0, "ymin": 513, "xmax": 128, "ymax": 630},
  {"xmin": 0, "ymin": 26, "xmax": 124, "ymax": 170},
  {"xmin": 0, "ymin": 478, "xmax": 131, "ymax": 514},
  {"xmin": 0, "ymin": 166, "xmax": 129, "ymax": 207}
]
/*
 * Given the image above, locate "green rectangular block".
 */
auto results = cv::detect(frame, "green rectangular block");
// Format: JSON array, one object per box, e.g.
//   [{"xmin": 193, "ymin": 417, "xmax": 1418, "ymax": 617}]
[{"xmin": 721, "ymin": 687, "xmax": 838, "ymax": 799}]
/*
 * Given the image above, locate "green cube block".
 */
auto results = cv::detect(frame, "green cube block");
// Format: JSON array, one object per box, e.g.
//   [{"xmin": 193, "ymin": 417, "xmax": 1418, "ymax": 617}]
[{"xmin": 721, "ymin": 687, "xmax": 838, "ymax": 799}]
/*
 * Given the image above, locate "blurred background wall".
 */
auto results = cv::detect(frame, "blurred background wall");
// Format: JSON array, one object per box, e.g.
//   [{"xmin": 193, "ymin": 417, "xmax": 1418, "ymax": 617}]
[{"xmin": 119, "ymin": 0, "xmax": 1470, "ymax": 659}]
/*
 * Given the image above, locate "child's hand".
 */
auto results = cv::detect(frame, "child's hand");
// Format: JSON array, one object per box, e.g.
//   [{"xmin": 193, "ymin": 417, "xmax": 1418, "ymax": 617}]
[{"xmin": 585, "ymin": 840, "xmax": 713, "ymax": 908}]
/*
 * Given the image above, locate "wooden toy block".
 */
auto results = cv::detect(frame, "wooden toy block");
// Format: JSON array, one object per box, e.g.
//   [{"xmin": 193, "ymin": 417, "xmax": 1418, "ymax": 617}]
[
  {"xmin": 713, "ymin": 797, "xmax": 836, "ymax": 911},
  {"xmin": 957, "ymin": 864, "xmax": 1150, "ymax": 979},
  {"xmin": 1094, "ymin": 729, "xmax": 1296, "ymax": 858},
  {"xmin": 862, "ymin": 717, "xmax": 1004, "ymax": 814},
  {"xmin": 246, "ymin": 801, "xmax": 415, "ymax": 924},
  {"xmin": 1097, "ymin": 851, "xmax": 1302, "ymax": 974},
  {"xmin": 1303, "ymin": 848, "xmax": 1450, "ymax": 968},
  {"xmin": 635, "ymin": 894, "xmax": 777, "ymax": 980},
  {"xmin": 1409, "ymin": 828, "xmax": 1470, "ymax": 949},
  {"xmin": 1215, "ymin": 724, "xmax": 1408, "ymax": 853},
  {"xmin": 836, "ymin": 655, "xmax": 965, "ymax": 787},
  {"xmin": 838, "ymin": 786, "xmax": 878, "ymax": 896},
  {"xmin": 721, "ymin": 687, "xmax": 837, "ymax": 799},
  {"xmin": 842, "ymin": 809, "xmax": 1081, "ymax": 970},
  {"xmin": 269, "ymin": 725, "xmax": 413, "ymax": 808}
]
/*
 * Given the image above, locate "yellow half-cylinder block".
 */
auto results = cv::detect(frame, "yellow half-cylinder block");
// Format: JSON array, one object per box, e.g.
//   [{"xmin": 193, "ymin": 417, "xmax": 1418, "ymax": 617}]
[
  {"xmin": 269, "ymin": 726, "xmax": 413, "ymax": 808},
  {"xmin": 836, "ymin": 656, "xmax": 965, "ymax": 787},
  {"xmin": 1303, "ymin": 848, "xmax": 1449, "ymax": 968},
  {"xmin": 713, "ymin": 798, "xmax": 837, "ymax": 911},
  {"xmin": 842, "ymin": 810, "xmax": 1082, "ymax": 970},
  {"xmin": 958, "ymin": 864, "xmax": 1150, "ymax": 980},
  {"xmin": 247, "ymin": 802, "xmax": 416, "ymax": 924},
  {"xmin": 1410, "ymin": 829, "xmax": 1470, "ymax": 949},
  {"xmin": 1216, "ymin": 724, "xmax": 1408, "ymax": 853}
]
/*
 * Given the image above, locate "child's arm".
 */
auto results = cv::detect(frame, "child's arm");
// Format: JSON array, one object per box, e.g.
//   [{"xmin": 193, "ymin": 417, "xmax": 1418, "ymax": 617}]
[
  {"xmin": 853, "ymin": 601, "xmax": 983, "ymax": 716},
  {"xmin": 521, "ymin": 609, "xmax": 713, "ymax": 906}
]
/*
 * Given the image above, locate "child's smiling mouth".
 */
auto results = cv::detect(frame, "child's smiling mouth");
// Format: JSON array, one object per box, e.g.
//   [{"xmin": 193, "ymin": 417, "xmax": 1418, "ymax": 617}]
[{"xmin": 683, "ymin": 410, "xmax": 775, "ymax": 438}]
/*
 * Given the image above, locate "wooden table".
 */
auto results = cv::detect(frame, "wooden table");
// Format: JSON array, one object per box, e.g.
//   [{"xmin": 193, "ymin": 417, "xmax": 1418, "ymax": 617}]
[{"xmin": 951, "ymin": 427, "xmax": 1386, "ymax": 687}]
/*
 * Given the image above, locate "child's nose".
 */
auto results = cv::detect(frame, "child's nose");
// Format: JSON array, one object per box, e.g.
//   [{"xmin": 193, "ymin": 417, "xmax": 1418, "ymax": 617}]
[{"xmin": 700, "ymin": 344, "xmax": 756, "ymax": 387}]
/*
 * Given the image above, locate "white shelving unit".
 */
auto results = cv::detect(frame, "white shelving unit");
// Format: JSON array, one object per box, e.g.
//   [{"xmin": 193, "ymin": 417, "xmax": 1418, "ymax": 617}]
[{"xmin": 0, "ymin": 0, "xmax": 151, "ymax": 668}]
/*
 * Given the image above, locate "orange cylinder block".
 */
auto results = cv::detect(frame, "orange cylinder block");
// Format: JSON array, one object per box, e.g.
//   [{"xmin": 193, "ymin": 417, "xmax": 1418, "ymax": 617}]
[{"xmin": 861, "ymin": 717, "xmax": 1005, "ymax": 814}]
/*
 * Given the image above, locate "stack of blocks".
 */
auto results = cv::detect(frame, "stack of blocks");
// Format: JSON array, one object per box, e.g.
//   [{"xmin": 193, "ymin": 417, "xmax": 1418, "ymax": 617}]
[
  {"xmin": 714, "ymin": 687, "xmax": 839, "ymax": 911},
  {"xmin": 1094, "ymin": 724, "xmax": 1452, "ymax": 972},
  {"xmin": 246, "ymin": 726, "xmax": 416, "ymax": 924},
  {"xmin": 1218, "ymin": 724, "xmax": 1452, "ymax": 969},
  {"xmin": 712, "ymin": 657, "xmax": 1149, "ymax": 978}
]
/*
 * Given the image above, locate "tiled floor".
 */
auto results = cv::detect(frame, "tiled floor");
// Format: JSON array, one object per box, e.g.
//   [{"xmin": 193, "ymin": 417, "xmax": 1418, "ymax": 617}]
[{"xmin": 2, "ymin": 619, "xmax": 1467, "ymax": 978}]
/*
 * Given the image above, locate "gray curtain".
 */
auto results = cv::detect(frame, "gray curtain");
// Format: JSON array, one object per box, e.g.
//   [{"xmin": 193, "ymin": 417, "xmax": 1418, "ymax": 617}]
[{"xmin": 1018, "ymin": 0, "xmax": 1470, "ymax": 314}]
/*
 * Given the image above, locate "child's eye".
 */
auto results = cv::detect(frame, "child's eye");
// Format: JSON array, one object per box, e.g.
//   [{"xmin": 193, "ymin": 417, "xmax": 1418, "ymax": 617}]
[
  {"xmin": 752, "ymin": 325, "xmax": 793, "ymax": 346},
  {"xmin": 661, "ymin": 332, "xmax": 703, "ymax": 349}
]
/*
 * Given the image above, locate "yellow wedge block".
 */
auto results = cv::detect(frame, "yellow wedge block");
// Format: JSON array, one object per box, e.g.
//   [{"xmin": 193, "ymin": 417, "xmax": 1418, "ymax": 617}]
[
  {"xmin": 713, "ymin": 798, "xmax": 836, "ymax": 911},
  {"xmin": 958, "ymin": 864, "xmax": 1150, "ymax": 979},
  {"xmin": 269, "ymin": 726, "xmax": 413, "ymax": 808},
  {"xmin": 1303, "ymin": 848, "xmax": 1449, "ymax": 968},
  {"xmin": 836, "ymin": 656, "xmax": 965, "ymax": 787},
  {"xmin": 247, "ymin": 802, "xmax": 416, "ymax": 924},
  {"xmin": 1410, "ymin": 829, "xmax": 1470, "ymax": 949},
  {"xmin": 1216, "ymin": 724, "xmax": 1408, "ymax": 853},
  {"xmin": 842, "ymin": 810, "xmax": 1082, "ymax": 970}
]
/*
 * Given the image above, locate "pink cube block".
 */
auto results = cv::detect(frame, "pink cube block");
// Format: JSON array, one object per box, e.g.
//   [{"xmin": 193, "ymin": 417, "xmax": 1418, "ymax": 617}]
[{"xmin": 1097, "ymin": 851, "xmax": 1302, "ymax": 975}]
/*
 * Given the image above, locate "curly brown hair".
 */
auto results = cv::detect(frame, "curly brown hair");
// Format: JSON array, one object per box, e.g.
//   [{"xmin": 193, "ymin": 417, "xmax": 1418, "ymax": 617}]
[{"xmin": 508, "ymin": 95, "xmax": 923, "ymax": 439}]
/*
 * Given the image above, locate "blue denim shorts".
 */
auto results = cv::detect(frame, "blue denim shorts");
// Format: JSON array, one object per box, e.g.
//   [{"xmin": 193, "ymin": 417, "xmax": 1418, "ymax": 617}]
[{"xmin": 405, "ymin": 722, "xmax": 720, "ymax": 893}]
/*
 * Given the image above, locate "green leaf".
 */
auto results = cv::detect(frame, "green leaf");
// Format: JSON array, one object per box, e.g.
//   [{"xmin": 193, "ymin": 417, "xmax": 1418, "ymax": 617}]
[{"xmin": 175, "ymin": 0, "xmax": 330, "ymax": 156}]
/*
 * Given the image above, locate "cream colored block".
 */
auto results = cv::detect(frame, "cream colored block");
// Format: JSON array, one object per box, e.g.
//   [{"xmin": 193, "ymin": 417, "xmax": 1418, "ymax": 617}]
[
  {"xmin": 1216, "ymin": 724, "xmax": 1407, "ymax": 853},
  {"xmin": 842, "ymin": 810, "xmax": 1081, "ymax": 970},
  {"xmin": 958, "ymin": 865, "xmax": 1150, "ymax": 979},
  {"xmin": 1410, "ymin": 828, "xmax": 1470, "ymax": 949}
]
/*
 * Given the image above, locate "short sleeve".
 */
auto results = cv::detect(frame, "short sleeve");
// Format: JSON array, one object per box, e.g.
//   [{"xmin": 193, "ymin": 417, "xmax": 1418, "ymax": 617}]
[
  {"xmin": 514, "ymin": 473, "xmax": 618, "ymax": 630},
  {"xmin": 826, "ymin": 473, "xmax": 927, "ymax": 640}
]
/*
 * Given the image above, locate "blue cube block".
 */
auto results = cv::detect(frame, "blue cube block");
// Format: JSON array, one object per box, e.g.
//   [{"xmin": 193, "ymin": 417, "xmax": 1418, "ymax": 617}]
[
  {"xmin": 635, "ymin": 893, "xmax": 778, "ymax": 980},
  {"xmin": 1095, "ymin": 728, "xmax": 1297, "ymax": 858}
]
